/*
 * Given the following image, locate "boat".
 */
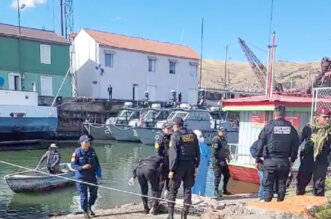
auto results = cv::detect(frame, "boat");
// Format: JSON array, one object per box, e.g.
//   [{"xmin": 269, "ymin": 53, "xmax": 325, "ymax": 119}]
[
  {"xmin": 135, "ymin": 105, "xmax": 239, "ymax": 145},
  {"xmin": 4, "ymin": 163, "xmax": 75, "ymax": 193},
  {"xmin": 0, "ymin": 90, "xmax": 57, "ymax": 143},
  {"xmin": 83, "ymin": 122, "xmax": 114, "ymax": 140}
]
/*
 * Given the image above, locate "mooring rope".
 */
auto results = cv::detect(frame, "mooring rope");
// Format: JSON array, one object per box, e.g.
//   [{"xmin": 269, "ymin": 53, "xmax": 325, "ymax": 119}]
[{"xmin": 0, "ymin": 160, "xmax": 208, "ymax": 211}]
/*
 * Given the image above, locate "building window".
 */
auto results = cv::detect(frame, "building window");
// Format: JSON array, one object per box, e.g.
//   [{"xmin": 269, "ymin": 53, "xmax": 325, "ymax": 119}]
[
  {"xmin": 190, "ymin": 65, "xmax": 198, "ymax": 77},
  {"xmin": 169, "ymin": 61, "xmax": 176, "ymax": 74},
  {"xmin": 40, "ymin": 44, "xmax": 51, "ymax": 64},
  {"xmin": 105, "ymin": 53, "xmax": 113, "ymax": 67},
  {"xmin": 148, "ymin": 58, "xmax": 156, "ymax": 72}
]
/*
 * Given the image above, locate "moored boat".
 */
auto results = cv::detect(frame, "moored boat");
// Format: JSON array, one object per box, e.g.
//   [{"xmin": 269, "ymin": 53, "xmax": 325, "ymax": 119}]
[{"xmin": 4, "ymin": 163, "xmax": 75, "ymax": 193}]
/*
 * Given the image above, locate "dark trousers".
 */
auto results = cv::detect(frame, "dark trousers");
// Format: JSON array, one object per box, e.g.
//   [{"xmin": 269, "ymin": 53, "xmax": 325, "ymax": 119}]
[
  {"xmin": 263, "ymin": 158, "xmax": 290, "ymax": 202},
  {"xmin": 136, "ymin": 167, "xmax": 159, "ymax": 209},
  {"xmin": 159, "ymin": 166, "xmax": 169, "ymax": 197},
  {"xmin": 213, "ymin": 160, "xmax": 230, "ymax": 193},
  {"xmin": 167, "ymin": 160, "xmax": 195, "ymax": 212},
  {"xmin": 76, "ymin": 178, "xmax": 98, "ymax": 212},
  {"xmin": 297, "ymin": 154, "xmax": 329, "ymax": 196}
]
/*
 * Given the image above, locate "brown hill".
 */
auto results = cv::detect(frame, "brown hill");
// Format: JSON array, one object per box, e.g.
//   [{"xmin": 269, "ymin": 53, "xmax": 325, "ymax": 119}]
[{"xmin": 201, "ymin": 59, "xmax": 321, "ymax": 92}]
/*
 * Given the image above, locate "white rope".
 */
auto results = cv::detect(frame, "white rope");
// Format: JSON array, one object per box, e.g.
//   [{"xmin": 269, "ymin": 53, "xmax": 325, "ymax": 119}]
[{"xmin": 0, "ymin": 160, "xmax": 205, "ymax": 210}]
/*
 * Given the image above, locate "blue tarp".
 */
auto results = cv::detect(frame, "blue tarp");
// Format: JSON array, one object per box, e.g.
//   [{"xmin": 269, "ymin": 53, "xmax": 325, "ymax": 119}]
[{"xmin": 192, "ymin": 142, "xmax": 211, "ymax": 196}]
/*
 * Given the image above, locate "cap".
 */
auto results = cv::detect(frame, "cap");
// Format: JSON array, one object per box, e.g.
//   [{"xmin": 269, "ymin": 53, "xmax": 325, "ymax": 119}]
[
  {"xmin": 162, "ymin": 122, "xmax": 173, "ymax": 129},
  {"xmin": 173, "ymin": 117, "xmax": 184, "ymax": 126},
  {"xmin": 49, "ymin": 143, "xmax": 57, "ymax": 148},
  {"xmin": 79, "ymin": 135, "xmax": 90, "ymax": 143},
  {"xmin": 218, "ymin": 127, "xmax": 226, "ymax": 132},
  {"xmin": 316, "ymin": 107, "xmax": 331, "ymax": 117}
]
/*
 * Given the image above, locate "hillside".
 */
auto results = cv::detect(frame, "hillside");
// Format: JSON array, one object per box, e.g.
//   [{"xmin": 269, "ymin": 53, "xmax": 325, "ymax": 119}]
[{"xmin": 201, "ymin": 60, "xmax": 321, "ymax": 92}]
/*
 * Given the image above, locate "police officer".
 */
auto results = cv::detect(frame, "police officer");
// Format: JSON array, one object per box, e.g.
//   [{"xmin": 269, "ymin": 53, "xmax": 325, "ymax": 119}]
[
  {"xmin": 167, "ymin": 117, "xmax": 200, "ymax": 219},
  {"xmin": 297, "ymin": 107, "xmax": 331, "ymax": 196},
  {"xmin": 155, "ymin": 122, "xmax": 173, "ymax": 197},
  {"xmin": 255, "ymin": 105, "xmax": 299, "ymax": 202},
  {"xmin": 130, "ymin": 155, "xmax": 163, "ymax": 215},
  {"xmin": 71, "ymin": 135, "xmax": 102, "ymax": 218},
  {"xmin": 36, "ymin": 143, "xmax": 61, "ymax": 174},
  {"xmin": 212, "ymin": 127, "xmax": 231, "ymax": 197}
]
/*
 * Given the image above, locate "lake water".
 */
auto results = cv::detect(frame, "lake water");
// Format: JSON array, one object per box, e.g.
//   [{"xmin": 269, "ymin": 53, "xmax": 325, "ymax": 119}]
[{"xmin": 0, "ymin": 141, "xmax": 258, "ymax": 218}]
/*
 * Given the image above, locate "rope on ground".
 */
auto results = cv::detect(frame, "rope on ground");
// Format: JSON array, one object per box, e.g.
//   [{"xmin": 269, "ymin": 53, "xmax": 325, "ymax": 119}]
[{"xmin": 0, "ymin": 160, "xmax": 207, "ymax": 211}]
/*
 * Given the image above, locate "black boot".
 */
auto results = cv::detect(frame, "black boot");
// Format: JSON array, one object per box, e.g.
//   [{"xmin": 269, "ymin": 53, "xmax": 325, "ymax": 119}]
[
  {"xmin": 214, "ymin": 188, "xmax": 222, "ymax": 197},
  {"xmin": 150, "ymin": 201, "xmax": 160, "ymax": 215},
  {"xmin": 143, "ymin": 204, "xmax": 150, "ymax": 214},
  {"xmin": 83, "ymin": 212, "xmax": 90, "ymax": 219},
  {"xmin": 88, "ymin": 206, "xmax": 95, "ymax": 216},
  {"xmin": 167, "ymin": 207, "xmax": 174, "ymax": 219},
  {"xmin": 181, "ymin": 206, "xmax": 189, "ymax": 219}
]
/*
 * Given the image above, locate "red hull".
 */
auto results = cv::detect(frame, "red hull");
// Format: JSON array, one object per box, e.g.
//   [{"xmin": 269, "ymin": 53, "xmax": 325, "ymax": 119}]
[{"xmin": 228, "ymin": 163, "xmax": 260, "ymax": 185}]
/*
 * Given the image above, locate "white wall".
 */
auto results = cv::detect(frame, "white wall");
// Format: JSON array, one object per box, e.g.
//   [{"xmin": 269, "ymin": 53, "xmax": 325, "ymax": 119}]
[
  {"xmin": 0, "ymin": 90, "xmax": 38, "ymax": 106},
  {"xmin": 74, "ymin": 31, "xmax": 199, "ymax": 104}
]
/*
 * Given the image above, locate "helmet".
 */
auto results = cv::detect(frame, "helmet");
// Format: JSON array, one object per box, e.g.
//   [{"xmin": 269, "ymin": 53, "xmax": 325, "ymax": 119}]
[{"xmin": 316, "ymin": 107, "xmax": 331, "ymax": 117}]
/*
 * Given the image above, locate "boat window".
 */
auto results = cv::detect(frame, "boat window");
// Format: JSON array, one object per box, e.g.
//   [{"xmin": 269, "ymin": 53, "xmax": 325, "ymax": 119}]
[
  {"xmin": 173, "ymin": 112, "xmax": 188, "ymax": 120},
  {"xmin": 144, "ymin": 110, "xmax": 158, "ymax": 120},
  {"xmin": 167, "ymin": 112, "xmax": 177, "ymax": 120},
  {"xmin": 10, "ymin": 113, "xmax": 26, "ymax": 118},
  {"xmin": 157, "ymin": 111, "xmax": 169, "ymax": 120}
]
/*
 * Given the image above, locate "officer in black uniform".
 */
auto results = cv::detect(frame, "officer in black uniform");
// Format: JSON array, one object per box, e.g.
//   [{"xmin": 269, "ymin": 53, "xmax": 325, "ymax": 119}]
[
  {"xmin": 297, "ymin": 107, "xmax": 331, "ymax": 196},
  {"xmin": 212, "ymin": 127, "xmax": 231, "ymax": 197},
  {"xmin": 167, "ymin": 117, "xmax": 200, "ymax": 219},
  {"xmin": 255, "ymin": 105, "xmax": 300, "ymax": 202},
  {"xmin": 131, "ymin": 155, "xmax": 163, "ymax": 215},
  {"xmin": 155, "ymin": 122, "xmax": 173, "ymax": 197},
  {"xmin": 71, "ymin": 135, "xmax": 102, "ymax": 219}
]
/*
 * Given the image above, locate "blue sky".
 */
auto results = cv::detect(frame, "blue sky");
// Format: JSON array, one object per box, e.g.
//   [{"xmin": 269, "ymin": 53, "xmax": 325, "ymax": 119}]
[{"xmin": 1, "ymin": 0, "xmax": 331, "ymax": 62}]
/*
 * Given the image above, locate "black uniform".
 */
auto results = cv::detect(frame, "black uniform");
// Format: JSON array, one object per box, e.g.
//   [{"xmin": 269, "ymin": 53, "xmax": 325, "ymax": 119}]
[
  {"xmin": 155, "ymin": 132, "xmax": 171, "ymax": 195},
  {"xmin": 256, "ymin": 118, "xmax": 299, "ymax": 202},
  {"xmin": 297, "ymin": 123, "xmax": 331, "ymax": 196},
  {"xmin": 167, "ymin": 128, "xmax": 200, "ymax": 217},
  {"xmin": 133, "ymin": 155, "xmax": 163, "ymax": 213},
  {"xmin": 211, "ymin": 135, "xmax": 230, "ymax": 196}
]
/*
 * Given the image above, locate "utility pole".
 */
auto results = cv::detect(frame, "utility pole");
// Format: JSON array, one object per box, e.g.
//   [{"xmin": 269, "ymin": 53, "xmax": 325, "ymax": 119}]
[
  {"xmin": 199, "ymin": 18, "xmax": 204, "ymax": 88},
  {"xmin": 60, "ymin": 0, "xmax": 64, "ymax": 36},
  {"xmin": 224, "ymin": 45, "xmax": 228, "ymax": 90}
]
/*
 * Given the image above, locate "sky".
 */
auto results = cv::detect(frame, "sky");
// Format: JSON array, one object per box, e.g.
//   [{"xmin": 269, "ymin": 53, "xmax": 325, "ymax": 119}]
[{"xmin": 1, "ymin": 0, "xmax": 331, "ymax": 62}]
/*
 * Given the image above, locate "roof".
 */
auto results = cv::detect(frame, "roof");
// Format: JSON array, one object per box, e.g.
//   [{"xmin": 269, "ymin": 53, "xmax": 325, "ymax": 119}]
[
  {"xmin": 0, "ymin": 23, "xmax": 69, "ymax": 45},
  {"xmin": 222, "ymin": 93, "xmax": 312, "ymax": 112},
  {"xmin": 84, "ymin": 29, "xmax": 199, "ymax": 60}
]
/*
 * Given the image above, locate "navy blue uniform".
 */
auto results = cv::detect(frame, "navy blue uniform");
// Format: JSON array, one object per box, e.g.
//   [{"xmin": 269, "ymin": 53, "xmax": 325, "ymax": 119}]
[
  {"xmin": 71, "ymin": 147, "xmax": 101, "ymax": 212},
  {"xmin": 167, "ymin": 128, "xmax": 200, "ymax": 217},
  {"xmin": 297, "ymin": 124, "xmax": 331, "ymax": 196},
  {"xmin": 256, "ymin": 118, "xmax": 299, "ymax": 201},
  {"xmin": 133, "ymin": 155, "xmax": 163, "ymax": 213},
  {"xmin": 155, "ymin": 132, "xmax": 171, "ymax": 194}
]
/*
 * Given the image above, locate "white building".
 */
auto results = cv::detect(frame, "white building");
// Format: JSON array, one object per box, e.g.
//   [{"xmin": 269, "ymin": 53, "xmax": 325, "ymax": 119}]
[{"xmin": 72, "ymin": 29, "xmax": 199, "ymax": 104}]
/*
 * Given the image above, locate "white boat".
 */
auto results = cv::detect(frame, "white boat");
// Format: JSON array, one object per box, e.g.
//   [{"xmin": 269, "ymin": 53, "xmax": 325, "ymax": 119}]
[{"xmin": 0, "ymin": 90, "xmax": 58, "ymax": 143}]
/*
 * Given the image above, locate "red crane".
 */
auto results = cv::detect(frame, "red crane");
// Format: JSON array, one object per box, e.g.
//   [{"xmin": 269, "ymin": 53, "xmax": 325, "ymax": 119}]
[{"xmin": 238, "ymin": 38, "xmax": 283, "ymax": 92}]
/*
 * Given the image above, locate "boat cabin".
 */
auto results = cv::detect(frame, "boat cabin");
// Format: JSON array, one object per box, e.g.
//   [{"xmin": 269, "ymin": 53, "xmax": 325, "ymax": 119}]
[{"xmin": 222, "ymin": 93, "xmax": 312, "ymax": 165}]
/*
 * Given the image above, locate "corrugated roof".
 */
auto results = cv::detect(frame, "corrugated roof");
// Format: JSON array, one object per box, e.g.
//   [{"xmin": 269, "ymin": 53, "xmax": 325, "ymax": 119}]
[
  {"xmin": 84, "ymin": 29, "xmax": 199, "ymax": 60},
  {"xmin": 223, "ymin": 94, "xmax": 312, "ymax": 104},
  {"xmin": 0, "ymin": 23, "xmax": 69, "ymax": 45}
]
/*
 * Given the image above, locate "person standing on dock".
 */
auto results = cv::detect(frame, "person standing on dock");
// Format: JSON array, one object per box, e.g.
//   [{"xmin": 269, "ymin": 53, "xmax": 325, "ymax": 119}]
[
  {"xmin": 129, "ymin": 155, "xmax": 164, "ymax": 215},
  {"xmin": 167, "ymin": 117, "xmax": 200, "ymax": 219},
  {"xmin": 212, "ymin": 127, "xmax": 231, "ymax": 197},
  {"xmin": 71, "ymin": 135, "xmax": 102, "ymax": 219},
  {"xmin": 155, "ymin": 122, "xmax": 173, "ymax": 197},
  {"xmin": 297, "ymin": 107, "xmax": 331, "ymax": 196},
  {"xmin": 255, "ymin": 105, "xmax": 299, "ymax": 202},
  {"xmin": 36, "ymin": 143, "xmax": 61, "ymax": 174},
  {"xmin": 107, "ymin": 84, "xmax": 112, "ymax": 100}
]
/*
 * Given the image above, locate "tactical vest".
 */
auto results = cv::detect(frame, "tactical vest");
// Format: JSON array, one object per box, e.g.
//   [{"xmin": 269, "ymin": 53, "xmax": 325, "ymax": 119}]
[
  {"xmin": 178, "ymin": 129, "xmax": 197, "ymax": 161},
  {"xmin": 213, "ymin": 137, "xmax": 230, "ymax": 159},
  {"xmin": 265, "ymin": 120, "xmax": 292, "ymax": 158}
]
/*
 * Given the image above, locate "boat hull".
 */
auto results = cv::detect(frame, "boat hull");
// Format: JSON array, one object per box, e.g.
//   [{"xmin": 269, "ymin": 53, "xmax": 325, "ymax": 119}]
[
  {"xmin": 108, "ymin": 124, "xmax": 140, "ymax": 142},
  {"xmin": 135, "ymin": 127, "xmax": 161, "ymax": 145},
  {"xmin": 4, "ymin": 163, "xmax": 75, "ymax": 193},
  {"xmin": 83, "ymin": 122, "xmax": 114, "ymax": 140}
]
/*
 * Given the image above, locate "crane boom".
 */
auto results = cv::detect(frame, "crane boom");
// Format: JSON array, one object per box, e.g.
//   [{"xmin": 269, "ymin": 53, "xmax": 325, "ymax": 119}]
[{"xmin": 238, "ymin": 38, "xmax": 267, "ymax": 89}]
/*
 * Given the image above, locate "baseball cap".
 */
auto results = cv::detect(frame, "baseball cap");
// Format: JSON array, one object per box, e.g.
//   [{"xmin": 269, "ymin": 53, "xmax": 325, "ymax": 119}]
[
  {"xmin": 49, "ymin": 143, "xmax": 57, "ymax": 149},
  {"xmin": 79, "ymin": 135, "xmax": 90, "ymax": 143},
  {"xmin": 316, "ymin": 107, "xmax": 331, "ymax": 117},
  {"xmin": 162, "ymin": 122, "xmax": 173, "ymax": 129},
  {"xmin": 173, "ymin": 117, "xmax": 184, "ymax": 126},
  {"xmin": 218, "ymin": 127, "xmax": 226, "ymax": 132}
]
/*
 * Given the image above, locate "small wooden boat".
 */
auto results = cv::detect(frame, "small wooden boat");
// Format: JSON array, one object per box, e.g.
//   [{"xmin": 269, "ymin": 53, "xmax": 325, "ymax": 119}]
[{"xmin": 4, "ymin": 163, "xmax": 75, "ymax": 193}]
